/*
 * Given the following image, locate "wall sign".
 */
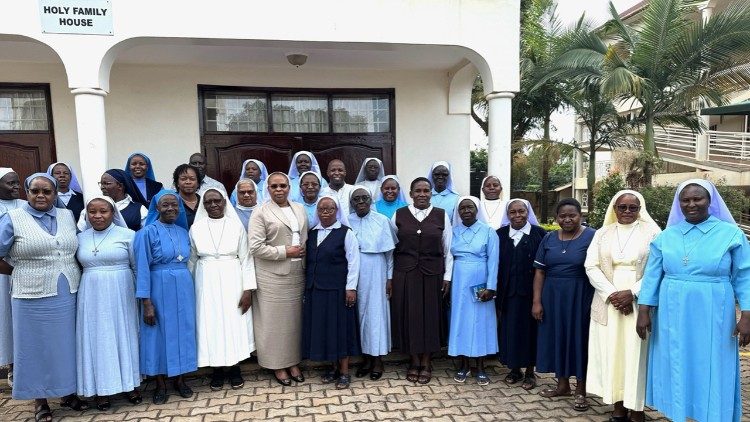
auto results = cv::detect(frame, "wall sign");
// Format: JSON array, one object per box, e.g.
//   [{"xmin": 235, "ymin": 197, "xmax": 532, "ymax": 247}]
[{"xmin": 39, "ymin": 0, "xmax": 113, "ymax": 35}]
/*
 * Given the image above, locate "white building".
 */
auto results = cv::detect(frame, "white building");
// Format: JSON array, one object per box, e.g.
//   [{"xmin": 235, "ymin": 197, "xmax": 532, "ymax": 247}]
[{"xmin": 0, "ymin": 0, "xmax": 520, "ymax": 197}]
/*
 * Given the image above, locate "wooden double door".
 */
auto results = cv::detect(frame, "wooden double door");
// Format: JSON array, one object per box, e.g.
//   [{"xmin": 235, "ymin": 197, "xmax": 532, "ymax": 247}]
[{"xmin": 202, "ymin": 133, "xmax": 395, "ymax": 190}]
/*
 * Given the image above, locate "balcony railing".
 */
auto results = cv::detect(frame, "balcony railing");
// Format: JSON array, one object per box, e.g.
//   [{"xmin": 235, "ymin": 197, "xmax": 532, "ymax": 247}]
[
  {"xmin": 653, "ymin": 126, "xmax": 696, "ymax": 156},
  {"xmin": 654, "ymin": 126, "xmax": 750, "ymax": 168},
  {"xmin": 708, "ymin": 130, "xmax": 750, "ymax": 161}
]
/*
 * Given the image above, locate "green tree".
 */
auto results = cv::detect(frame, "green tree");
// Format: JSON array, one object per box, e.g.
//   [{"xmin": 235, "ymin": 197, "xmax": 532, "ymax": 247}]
[{"xmin": 549, "ymin": 0, "xmax": 750, "ymax": 184}]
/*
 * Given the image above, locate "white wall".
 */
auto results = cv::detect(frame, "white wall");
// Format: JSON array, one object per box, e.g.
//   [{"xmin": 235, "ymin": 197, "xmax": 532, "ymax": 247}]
[{"xmin": 0, "ymin": 61, "xmax": 471, "ymax": 194}]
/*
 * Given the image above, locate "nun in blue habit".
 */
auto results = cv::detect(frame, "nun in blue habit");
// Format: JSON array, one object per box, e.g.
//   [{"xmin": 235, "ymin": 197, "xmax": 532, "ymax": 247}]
[
  {"xmin": 230, "ymin": 159, "xmax": 268, "ymax": 206},
  {"xmin": 134, "ymin": 189, "xmax": 197, "ymax": 404},
  {"xmin": 636, "ymin": 179, "xmax": 750, "ymax": 422},
  {"xmin": 374, "ymin": 175, "xmax": 408, "ymax": 219},
  {"xmin": 348, "ymin": 185, "xmax": 396, "ymax": 380},
  {"xmin": 233, "ymin": 179, "xmax": 258, "ymax": 230},
  {"xmin": 288, "ymin": 151, "xmax": 327, "ymax": 203},
  {"xmin": 124, "ymin": 152, "xmax": 164, "ymax": 207},
  {"xmin": 299, "ymin": 170, "xmax": 323, "ymax": 226},
  {"xmin": 427, "ymin": 161, "xmax": 460, "ymax": 220}
]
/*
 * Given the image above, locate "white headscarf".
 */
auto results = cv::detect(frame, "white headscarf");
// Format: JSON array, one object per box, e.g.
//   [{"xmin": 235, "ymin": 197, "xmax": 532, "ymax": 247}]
[
  {"xmin": 0, "ymin": 168, "xmax": 15, "ymax": 180},
  {"xmin": 298, "ymin": 170, "xmax": 323, "ymax": 201},
  {"xmin": 603, "ymin": 189, "xmax": 658, "ymax": 228},
  {"xmin": 316, "ymin": 194, "xmax": 349, "ymax": 227},
  {"xmin": 452, "ymin": 196, "xmax": 489, "ymax": 227},
  {"xmin": 234, "ymin": 179, "xmax": 258, "ymax": 210},
  {"xmin": 377, "ymin": 175, "xmax": 408, "ymax": 203},
  {"xmin": 288, "ymin": 151, "xmax": 323, "ymax": 180},
  {"xmin": 46, "ymin": 161, "xmax": 83, "ymax": 193},
  {"xmin": 479, "ymin": 175, "xmax": 504, "ymax": 201},
  {"xmin": 427, "ymin": 161, "xmax": 457, "ymax": 194},
  {"xmin": 667, "ymin": 178, "xmax": 735, "ymax": 226},
  {"xmin": 355, "ymin": 158, "xmax": 385, "ymax": 184},
  {"xmin": 348, "ymin": 184, "xmax": 378, "ymax": 213},
  {"xmin": 194, "ymin": 187, "xmax": 242, "ymax": 225},
  {"xmin": 82, "ymin": 195, "xmax": 128, "ymax": 230},
  {"xmin": 500, "ymin": 198, "xmax": 540, "ymax": 227}
]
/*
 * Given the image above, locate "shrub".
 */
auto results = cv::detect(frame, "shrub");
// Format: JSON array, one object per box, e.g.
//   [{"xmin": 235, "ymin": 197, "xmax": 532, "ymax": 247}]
[
  {"xmin": 539, "ymin": 222, "xmax": 560, "ymax": 232},
  {"xmin": 587, "ymin": 173, "xmax": 625, "ymax": 228}
]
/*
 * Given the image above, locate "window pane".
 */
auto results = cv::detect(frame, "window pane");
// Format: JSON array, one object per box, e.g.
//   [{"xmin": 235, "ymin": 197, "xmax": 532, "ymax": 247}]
[
  {"xmin": 0, "ymin": 89, "xmax": 48, "ymax": 131},
  {"xmin": 203, "ymin": 93, "xmax": 268, "ymax": 132},
  {"xmin": 272, "ymin": 96, "xmax": 329, "ymax": 133},
  {"xmin": 332, "ymin": 96, "xmax": 390, "ymax": 133}
]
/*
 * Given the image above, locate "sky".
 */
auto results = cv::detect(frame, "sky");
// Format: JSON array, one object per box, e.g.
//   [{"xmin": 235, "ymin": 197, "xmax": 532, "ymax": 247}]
[{"xmin": 469, "ymin": 0, "xmax": 642, "ymax": 150}]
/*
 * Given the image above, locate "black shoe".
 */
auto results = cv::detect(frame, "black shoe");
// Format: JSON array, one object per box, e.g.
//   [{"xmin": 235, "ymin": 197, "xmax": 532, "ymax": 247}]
[
  {"xmin": 274, "ymin": 373, "xmax": 293, "ymax": 386},
  {"xmin": 173, "ymin": 381, "xmax": 194, "ymax": 398},
  {"xmin": 152, "ymin": 388, "xmax": 168, "ymax": 405},
  {"xmin": 227, "ymin": 366, "xmax": 245, "ymax": 389},
  {"xmin": 290, "ymin": 372, "xmax": 305, "ymax": 383},
  {"xmin": 210, "ymin": 368, "xmax": 225, "ymax": 391},
  {"xmin": 355, "ymin": 365, "xmax": 371, "ymax": 378}
]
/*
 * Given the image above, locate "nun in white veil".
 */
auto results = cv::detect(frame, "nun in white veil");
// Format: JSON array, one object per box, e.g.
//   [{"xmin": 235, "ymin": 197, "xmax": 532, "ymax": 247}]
[
  {"xmin": 233, "ymin": 179, "xmax": 258, "ymax": 230},
  {"xmin": 288, "ymin": 151, "xmax": 327, "ymax": 202},
  {"xmin": 354, "ymin": 158, "xmax": 385, "ymax": 198},
  {"xmin": 584, "ymin": 190, "xmax": 661, "ymax": 421},
  {"xmin": 637, "ymin": 179, "xmax": 750, "ymax": 422},
  {"xmin": 189, "ymin": 188, "xmax": 256, "ymax": 390},
  {"xmin": 480, "ymin": 175, "xmax": 506, "ymax": 230},
  {"xmin": 230, "ymin": 159, "xmax": 268, "ymax": 205},
  {"xmin": 76, "ymin": 195, "xmax": 141, "ymax": 405}
]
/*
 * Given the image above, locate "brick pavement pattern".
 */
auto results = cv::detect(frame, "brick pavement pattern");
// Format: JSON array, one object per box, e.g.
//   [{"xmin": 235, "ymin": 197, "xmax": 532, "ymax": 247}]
[{"xmin": 1, "ymin": 352, "xmax": 748, "ymax": 421}]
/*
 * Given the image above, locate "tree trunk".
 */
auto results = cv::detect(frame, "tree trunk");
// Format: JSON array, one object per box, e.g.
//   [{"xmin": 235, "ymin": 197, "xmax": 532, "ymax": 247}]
[
  {"xmin": 587, "ymin": 136, "xmax": 597, "ymax": 220},
  {"xmin": 643, "ymin": 110, "xmax": 656, "ymax": 186},
  {"xmin": 540, "ymin": 115, "xmax": 551, "ymax": 223}
]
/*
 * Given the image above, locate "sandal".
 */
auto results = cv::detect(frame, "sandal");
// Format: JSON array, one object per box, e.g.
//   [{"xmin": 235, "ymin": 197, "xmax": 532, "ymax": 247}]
[
  {"xmin": 476, "ymin": 371, "xmax": 490, "ymax": 386},
  {"xmin": 453, "ymin": 368, "xmax": 471, "ymax": 383},
  {"xmin": 504, "ymin": 370, "xmax": 523, "ymax": 384},
  {"xmin": 521, "ymin": 374, "xmax": 537, "ymax": 391},
  {"xmin": 152, "ymin": 388, "xmax": 168, "ymax": 405},
  {"xmin": 321, "ymin": 369, "xmax": 339, "ymax": 384},
  {"xmin": 34, "ymin": 403, "xmax": 53, "ymax": 422},
  {"xmin": 406, "ymin": 365, "xmax": 422, "ymax": 383},
  {"xmin": 573, "ymin": 394, "xmax": 589, "ymax": 412},
  {"xmin": 335, "ymin": 374, "xmax": 351, "ymax": 389},
  {"xmin": 126, "ymin": 390, "xmax": 143, "ymax": 405},
  {"xmin": 539, "ymin": 387, "xmax": 571, "ymax": 398},
  {"xmin": 60, "ymin": 394, "xmax": 90, "ymax": 411},
  {"xmin": 417, "ymin": 366, "xmax": 433, "ymax": 385}
]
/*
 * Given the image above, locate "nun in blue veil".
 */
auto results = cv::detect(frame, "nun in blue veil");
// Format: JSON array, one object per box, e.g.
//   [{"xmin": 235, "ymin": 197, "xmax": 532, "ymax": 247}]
[
  {"xmin": 134, "ymin": 189, "xmax": 196, "ymax": 404},
  {"xmin": 288, "ymin": 151, "xmax": 327, "ymax": 203},
  {"xmin": 124, "ymin": 152, "xmax": 164, "ymax": 207},
  {"xmin": 637, "ymin": 179, "xmax": 750, "ymax": 422},
  {"xmin": 230, "ymin": 159, "xmax": 268, "ymax": 205}
]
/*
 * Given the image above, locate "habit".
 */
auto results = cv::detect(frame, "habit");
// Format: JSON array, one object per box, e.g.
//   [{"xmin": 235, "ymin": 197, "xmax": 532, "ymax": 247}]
[{"xmin": 72, "ymin": 7, "xmax": 108, "ymax": 16}]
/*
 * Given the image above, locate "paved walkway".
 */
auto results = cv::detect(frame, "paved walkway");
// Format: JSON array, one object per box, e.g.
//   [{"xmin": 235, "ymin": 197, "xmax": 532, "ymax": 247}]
[{"xmin": 1, "ymin": 351, "xmax": 748, "ymax": 421}]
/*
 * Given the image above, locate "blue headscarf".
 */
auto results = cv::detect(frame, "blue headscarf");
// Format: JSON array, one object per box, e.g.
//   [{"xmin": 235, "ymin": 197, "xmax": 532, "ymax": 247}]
[
  {"xmin": 124, "ymin": 152, "xmax": 157, "ymax": 181},
  {"xmin": 24, "ymin": 172, "xmax": 57, "ymax": 190},
  {"xmin": 144, "ymin": 189, "xmax": 188, "ymax": 230},
  {"xmin": 667, "ymin": 179, "xmax": 735, "ymax": 226}
]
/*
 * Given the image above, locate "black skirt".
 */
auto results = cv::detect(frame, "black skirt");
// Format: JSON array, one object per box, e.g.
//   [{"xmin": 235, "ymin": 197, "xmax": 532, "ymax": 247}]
[{"xmin": 301, "ymin": 287, "xmax": 360, "ymax": 361}]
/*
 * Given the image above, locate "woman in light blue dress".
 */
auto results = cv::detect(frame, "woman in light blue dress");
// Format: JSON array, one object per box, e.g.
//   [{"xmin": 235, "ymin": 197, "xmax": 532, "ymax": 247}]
[
  {"xmin": 447, "ymin": 196, "xmax": 499, "ymax": 386},
  {"xmin": 0, "ymin": 168, "xmax": 23, "ymax": 373},
  {"xmin": 348, "ymin": 186, "xmax": 396, "ymax": 380},
  {"xmin": 299, "ymin": 171, "xmax": 323, "ymax": 226},
  {"xmin": 427, "ymin": 161, "xmax": 460, "ymax": 220},
  {"xmin": 76, "ymin": 196, "xmax": 141, "ymax": 409},
  {"xmin": 374, "ymin": 175, "xmax": 407, "ymax": 219},
  {"xmin": 230, "ymin": 159, "xmax": 268, "ymax": 205},
  {"xmin": 288, "ymin": 151, "xmax": 327, "ymax": 203},
  {"xmin": 134, "ymin": 189, "xmax": 197, "ymax": 404},
  {"xmin": 636, "ymin": 179, "xmax": 750, "ymax": 422}
]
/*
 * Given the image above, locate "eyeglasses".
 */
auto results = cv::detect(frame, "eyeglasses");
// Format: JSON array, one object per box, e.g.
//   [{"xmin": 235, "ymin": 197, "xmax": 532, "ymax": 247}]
[
  {"xmin": 28, "ymin": 188, "xmax": 54, "ymax": 195},
  {"xmin": 318, "ymin": 207, "xmax": 336, "ymax": 214},
  {"xmin": 351, "ymin": 195, "xmax": 371, "ymax": 203},
  {"xmin": 98, "ymin": 181, "xmax": 117, "ymax": 187},
  {"xmin": 615, "ymin": 204, "xmax": 641, "ymax": 212},
  {"xmin": 269, "ymin": 184, "xmax": 288, "ymax": 189}
]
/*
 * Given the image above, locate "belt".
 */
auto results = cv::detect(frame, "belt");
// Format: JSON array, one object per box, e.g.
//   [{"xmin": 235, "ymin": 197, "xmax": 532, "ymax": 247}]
[
  {"xmin": 664, "ymin": 274, "xmax": 729, "ymax": 284},
  {"xmin": 150, "ymin": 262, "xmax": 188, "ymax": 271}
]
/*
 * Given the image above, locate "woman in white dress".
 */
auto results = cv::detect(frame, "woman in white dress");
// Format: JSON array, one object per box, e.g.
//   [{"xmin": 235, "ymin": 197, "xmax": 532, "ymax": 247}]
[
  {"xmin": 76, "ymin": 196, "xmax": 141, "ymax": 409},
  {"xmin": 479, "ymin": 175, "xmax": 505, "ymax": 230},
  {"xmin": 584, "ymin": 190, "xmax": 661, "ymax": 422},
  {"xmin": 190, "ymin": 188, "xmax": 256, "ymax": 391},
  {"xmin": 0, "ymin": 168, "xmax": 24, "ymax": 382}
]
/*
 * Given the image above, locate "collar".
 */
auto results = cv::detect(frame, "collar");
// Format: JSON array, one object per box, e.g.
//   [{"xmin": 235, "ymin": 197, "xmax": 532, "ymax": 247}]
[
  {"xmin": 57, "ymin": 190, "xmax": 73, "ymax": 197},
  {"xmin": 458, "ymin": 220, "xmax": 482, "ymax": 234},
  {"xmin": 408, "ymin": 204, "xmax": 433, "ymax": 216},
  {"xmin": 235, "ymin": 203, "xmax": 256, "ymax": 211},
  {"xmin": 509, "ymin": 222, "xmax": 531, "ymax": 237},
  {"xmin": 678, "ymin": 214, "xmax": 719, "ymax": 234},
  {"xmin": 432, "ymin": 188, "xmax": 454, "ymax": 197},
  {"xmin": 313, "ymin": 220, "xmax": 342, "ymax": 231},
  {"xmin": 114, "ymin": 195, "xmax": 133, "ymax": 207},
  {"xmin": 23, "ymin": 202, "xmax": 57, "ymax": 218}
]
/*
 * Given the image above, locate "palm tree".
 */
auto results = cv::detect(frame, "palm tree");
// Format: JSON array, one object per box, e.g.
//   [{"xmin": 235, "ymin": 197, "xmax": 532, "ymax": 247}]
[{"xmin": 548, "ymin": 0, "xmax": 750, "ymax": 184}]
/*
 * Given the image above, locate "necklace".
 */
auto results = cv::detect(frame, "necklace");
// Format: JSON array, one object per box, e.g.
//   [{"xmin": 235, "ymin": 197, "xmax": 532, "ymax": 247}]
[
  {"xmin": 208, "ymin": 218, "xmax": 226, "ymax": 258},
  {"xmin": 91, "ymin": 226, "xmax": 113, "ymax": 256},
  {"xmin": 460, "ymin": 224, "xmax": 479, "ymax": 245},
  {"xmin": 614, "ymin": 222, "xmax": 639, "ymax": 259},
  {"xmin": 159, "ymin": 222, "xmax": 185, "ymax": 262},
  {"xmin": 681, "ymin": 228, "xmax": 709, "ymax": 266},
  {"xmin": 560, "ymin": 226, "xmax": 582, "ymax": 254},
  {"xmin": 483, "ymin": 200, "xmax": 502, "ymax": 221}
]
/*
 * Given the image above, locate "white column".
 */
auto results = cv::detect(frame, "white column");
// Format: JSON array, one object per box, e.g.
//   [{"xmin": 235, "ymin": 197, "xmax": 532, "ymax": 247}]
[
  {"xmin": 486, "ymin": 92, "xmax": 515, "ymax": 196},
  {"xmin": 71, "ymin": 88, "xmax": 108, "ymax": 200},
  {"xmin": 701, "ymin": 5, "xmax": 713, "ymax": 23}
]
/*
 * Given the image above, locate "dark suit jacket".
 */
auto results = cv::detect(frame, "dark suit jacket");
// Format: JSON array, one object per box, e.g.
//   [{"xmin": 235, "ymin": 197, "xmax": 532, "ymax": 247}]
[{"xmin": 65, "ymin": 192, "xmax": 85, "ymax": 223}]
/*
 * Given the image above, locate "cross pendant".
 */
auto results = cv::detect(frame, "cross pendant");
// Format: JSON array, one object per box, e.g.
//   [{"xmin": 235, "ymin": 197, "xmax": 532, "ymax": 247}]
[
  {"xmin": 682, "ymin": 256, "xmax": 689, "ymax": 266},
  {"xmin": 177, "ymin": 254, "xmax": 184, "ymax": 262},
  {"xmin": 416, "ymin": 229, "xmax": 422, "ymax": 234},
  {"xmin": 92, "ymin": 248, "xmax": 98, "ymax": 256}
]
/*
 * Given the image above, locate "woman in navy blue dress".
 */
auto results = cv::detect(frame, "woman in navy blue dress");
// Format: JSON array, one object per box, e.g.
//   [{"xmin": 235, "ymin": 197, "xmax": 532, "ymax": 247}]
[{"xmin": 532, "ymin": 198, "xmax": 595, "ymax": 412}]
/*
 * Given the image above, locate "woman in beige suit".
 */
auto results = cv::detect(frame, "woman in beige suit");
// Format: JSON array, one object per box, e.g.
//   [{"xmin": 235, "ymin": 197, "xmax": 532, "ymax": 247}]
[
  {"xmin": 248, "ymin": 172, "xmax": 308, "ymax": 386},
  {"xmin": 584, "ymin": 190, "xmax": 660, "ymax": 422}
]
